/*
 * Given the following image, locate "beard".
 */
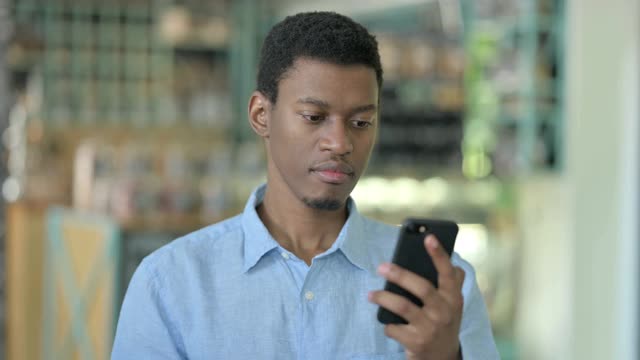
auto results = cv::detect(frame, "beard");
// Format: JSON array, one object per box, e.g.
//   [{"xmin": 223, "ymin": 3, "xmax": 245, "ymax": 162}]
[{"xmin": 302, "ymin": 197, "xmax": 343, "ymax": 211}]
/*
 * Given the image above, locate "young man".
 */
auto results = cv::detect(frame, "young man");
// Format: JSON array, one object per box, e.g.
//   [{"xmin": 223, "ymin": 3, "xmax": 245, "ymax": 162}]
[{"xmin": 112, "ymin": 12, "xmax": 499, "ymax": 359}]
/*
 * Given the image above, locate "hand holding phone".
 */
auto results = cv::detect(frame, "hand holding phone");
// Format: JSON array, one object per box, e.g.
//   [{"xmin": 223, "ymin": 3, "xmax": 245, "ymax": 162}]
[{"xmin": 376, "ymin": 218, "xmax": 458, "ymax": 325}]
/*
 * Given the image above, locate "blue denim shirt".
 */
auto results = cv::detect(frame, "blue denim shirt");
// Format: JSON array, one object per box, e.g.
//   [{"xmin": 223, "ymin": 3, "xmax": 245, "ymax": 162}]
[{"xmin": 112, "ymin": 185, "xmax": 499, "ymax": 359}]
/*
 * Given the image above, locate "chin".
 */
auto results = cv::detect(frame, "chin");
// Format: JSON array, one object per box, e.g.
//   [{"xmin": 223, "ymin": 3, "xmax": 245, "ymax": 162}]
[{"xmin": 302, "ymin": 197, "xmax": 344, "ymax": 211}]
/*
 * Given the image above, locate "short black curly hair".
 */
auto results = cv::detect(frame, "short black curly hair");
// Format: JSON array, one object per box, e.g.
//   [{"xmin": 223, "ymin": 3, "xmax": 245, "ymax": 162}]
[{"xmin": 257, "ymin": 11, "xmax": 383, "ymax": 104}]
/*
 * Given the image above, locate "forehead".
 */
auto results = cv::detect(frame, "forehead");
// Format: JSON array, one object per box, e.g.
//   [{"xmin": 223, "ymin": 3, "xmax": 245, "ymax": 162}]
[{"xmin": 277, "ymin": 58, "xmax": 379, "ymax": 108}]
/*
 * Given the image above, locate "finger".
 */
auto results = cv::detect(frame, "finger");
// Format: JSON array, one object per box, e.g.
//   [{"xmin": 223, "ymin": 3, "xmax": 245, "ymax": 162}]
[
  {"xmin": 424, "ymin": 235, "xmax": 458, "ymax": 293},
  {"xmin": 377, "ymin": 262, "xmax": 439, "ymax": 305},
  {"xmin": 438, "ymin": 266, "xmax": 466, "ymax": 307},
  {"xmin": 368, "ymin": 290, "xmax": 423, "ymax": 324},
  {"xmin": 375, "ymin": 262, "xmax": 454, "ymax": 325},
  {"xmin": 455, "ymin": 266, "xmax": 466, "ymax": 286},
  {"xmin": 423, "ymin": 297, "xmax": 455, "ymax": 326},
  {"xmin": 441, "ymin": 266, "xmax": 466, "ymax": 309},
  {"xmin": 384, "ymin": 323, "xmax": 435, "ymax": 352}
]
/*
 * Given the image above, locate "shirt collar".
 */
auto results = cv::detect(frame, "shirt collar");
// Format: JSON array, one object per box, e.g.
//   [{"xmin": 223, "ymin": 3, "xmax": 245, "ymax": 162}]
[
  {"xmin": 241, "ymin": 184, "xmax": 376, "ymax": 273},
  {"xmin": 241, "ymin": 185, "xmax": 280, "ymax": 273},
  {"xmin": 338, "ymin": 200, "xmax": 378, "ymax": 273}
]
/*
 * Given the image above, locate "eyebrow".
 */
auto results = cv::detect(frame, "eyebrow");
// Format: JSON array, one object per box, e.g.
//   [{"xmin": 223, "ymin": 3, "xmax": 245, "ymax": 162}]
[
  {"xmin": 296, "ymin": 97, "xmax": 377, "ymax": 114},
  {"xmin": 296, "ymin": 97, "xmax": 330, "ymax": 109},
  {"xmin": 351, "ymin": 104, "xmax": 377, "ymax": 114}
]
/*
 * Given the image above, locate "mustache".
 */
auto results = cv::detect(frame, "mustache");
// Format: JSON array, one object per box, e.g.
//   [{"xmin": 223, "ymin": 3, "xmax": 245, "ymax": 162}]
[{"xmin": 310, "ymin": 160, "xmax": 355, "ymax": 175}]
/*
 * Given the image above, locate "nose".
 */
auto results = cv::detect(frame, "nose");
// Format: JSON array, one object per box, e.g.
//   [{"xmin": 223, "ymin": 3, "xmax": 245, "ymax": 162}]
[{"xmin": 319, "ymin": 119, "xmax": 353, "ymax": 156}]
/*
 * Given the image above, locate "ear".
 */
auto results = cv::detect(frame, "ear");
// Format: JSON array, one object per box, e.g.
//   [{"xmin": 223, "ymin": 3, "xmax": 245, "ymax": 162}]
[{"xmin": 248, "ymin": 91, "xmax": 271, "ymax": 138}]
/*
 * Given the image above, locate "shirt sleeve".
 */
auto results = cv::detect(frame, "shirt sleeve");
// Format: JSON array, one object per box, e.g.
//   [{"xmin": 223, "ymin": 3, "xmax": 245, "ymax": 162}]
[
  {"xmin": 111, "ymin": 259, "xmax": 185, "ymax": 360},
  {"xmin": 452, "ymin": 254, "xmax": 501, "ymax": 360}
]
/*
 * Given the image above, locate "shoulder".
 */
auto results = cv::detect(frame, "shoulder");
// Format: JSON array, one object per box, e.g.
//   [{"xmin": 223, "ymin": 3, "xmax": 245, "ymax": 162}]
[
  {"xmin": 356, "ymin": 216, "xmax": 401, "ymax": 262},
  {"xmin": 360, "ymin": 216, "xmax": 401, "ymax": 236},
  {"xmin": 139, "ymin": 214, "xmax": 245, "ymax": 281}
]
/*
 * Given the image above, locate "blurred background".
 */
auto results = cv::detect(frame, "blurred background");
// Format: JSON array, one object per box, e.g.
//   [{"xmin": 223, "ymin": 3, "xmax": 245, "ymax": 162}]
[{"xmin": 0, "ymin": 0, "xmax": 637, "ymax": 359}]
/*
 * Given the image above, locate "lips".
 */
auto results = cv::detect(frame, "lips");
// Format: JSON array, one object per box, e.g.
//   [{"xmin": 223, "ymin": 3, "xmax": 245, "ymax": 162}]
[{"xmin": 311, "ymin": 161, "xmax": 355, "ymax": 184}]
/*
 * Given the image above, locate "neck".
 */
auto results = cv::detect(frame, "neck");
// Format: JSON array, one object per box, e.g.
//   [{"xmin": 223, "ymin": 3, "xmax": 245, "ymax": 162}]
[{"xmin": 257, "ymin": 185, "xmax": 348, "ymax": 265}]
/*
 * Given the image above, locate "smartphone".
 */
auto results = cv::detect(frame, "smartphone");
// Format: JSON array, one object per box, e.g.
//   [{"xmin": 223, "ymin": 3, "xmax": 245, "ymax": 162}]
[{"xmin": 377, "ymin": 218, "xmax": 459, "ymax": 325}]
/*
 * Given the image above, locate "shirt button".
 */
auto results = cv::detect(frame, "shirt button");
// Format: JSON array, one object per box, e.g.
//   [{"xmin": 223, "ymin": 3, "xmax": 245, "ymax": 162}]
[
  {"xmin": 281, "ymin": 252, "xmax": 290, "ymax": 260},
  {"xmin": 304, "ymin": 291, "xmax": 315, "ymax": 301}
]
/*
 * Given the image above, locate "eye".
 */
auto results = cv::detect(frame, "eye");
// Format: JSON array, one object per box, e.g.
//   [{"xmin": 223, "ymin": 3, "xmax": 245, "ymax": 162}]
[
  {"xmin": 302, "ymin": 114, "xmax": 326, "ymax": 123},
  {"xmin": 352, "ymin": 120, "xmax": 372, "ymax": 129}
]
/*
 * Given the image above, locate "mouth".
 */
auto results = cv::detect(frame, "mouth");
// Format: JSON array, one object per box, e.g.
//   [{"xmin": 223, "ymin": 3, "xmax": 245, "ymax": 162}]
[{"xmin": 310, "ymin": 161, "xmax": 355, "ymax": 185}]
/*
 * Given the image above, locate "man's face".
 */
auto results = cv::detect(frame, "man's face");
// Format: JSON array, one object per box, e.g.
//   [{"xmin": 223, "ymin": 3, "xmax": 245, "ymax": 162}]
[{"xmin": 258, "ymin": 58, "xmax": 379, "ymax": 211}]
